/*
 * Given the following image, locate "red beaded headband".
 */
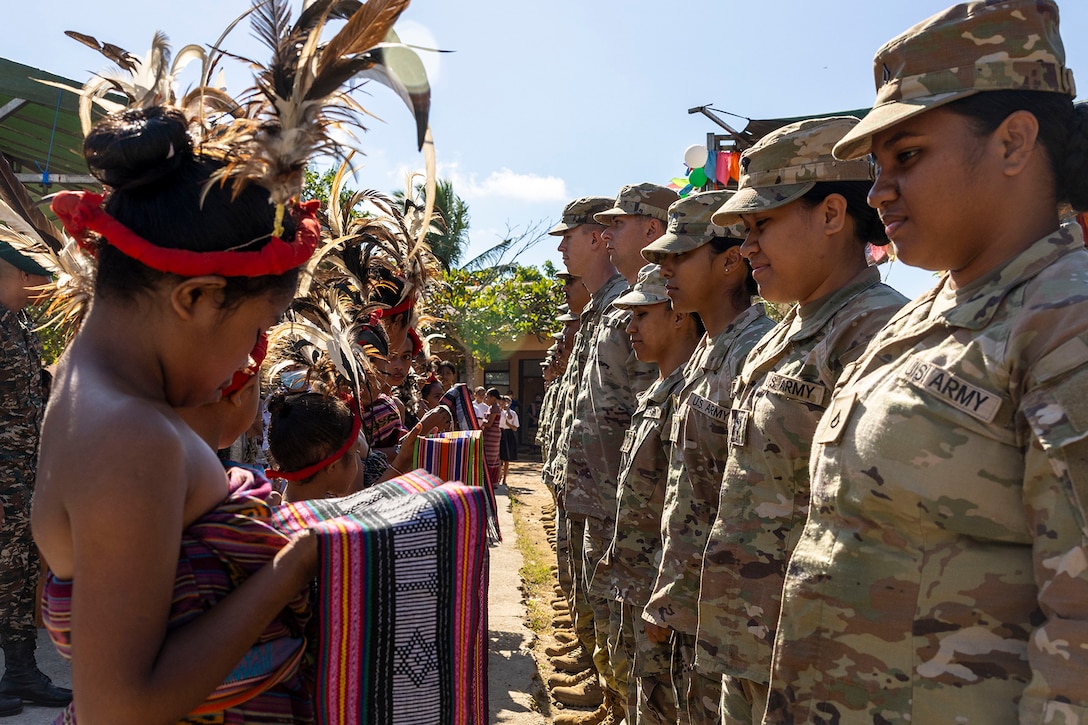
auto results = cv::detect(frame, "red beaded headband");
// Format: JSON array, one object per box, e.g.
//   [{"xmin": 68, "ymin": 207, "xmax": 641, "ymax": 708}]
[
  {"xmin": 50, "ymin": 191, "xmax": 321, "ymax": 277},
  {"xmin": 221, "ymin": 332, "xmax": 269, "ymax": 397}
]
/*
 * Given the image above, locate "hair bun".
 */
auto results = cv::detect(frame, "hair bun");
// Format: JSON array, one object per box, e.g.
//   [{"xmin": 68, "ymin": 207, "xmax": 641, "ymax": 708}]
[{"xmin": 84, "ymin": 106, "xmax": 193, "ymax": 190}]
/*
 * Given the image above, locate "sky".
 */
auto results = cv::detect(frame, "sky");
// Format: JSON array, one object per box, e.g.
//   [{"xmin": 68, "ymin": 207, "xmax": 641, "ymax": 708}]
[{"xmin": 7, "ymin": 0, "xmax": 1088, "ymax": 299}]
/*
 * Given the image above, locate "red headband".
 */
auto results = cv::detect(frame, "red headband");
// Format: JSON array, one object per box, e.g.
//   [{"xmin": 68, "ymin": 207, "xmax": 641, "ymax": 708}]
[
  {"xmin": 266, "ymin": 412, "xmax": 361, "ymax": 482},
  {"xmin": 370, "ymin": 293, "xmax": 415, "ymax": 323},
  {"xmin": 407, "ymin": 327, "xmax": 423, "ymax": 356},
  {"xmin": 221, "ymin": 331, "xmax": 269, "ymax": 397},
  {"xmin": 50, "ymin": 191, "xmax": 321, "ymax": 277}
]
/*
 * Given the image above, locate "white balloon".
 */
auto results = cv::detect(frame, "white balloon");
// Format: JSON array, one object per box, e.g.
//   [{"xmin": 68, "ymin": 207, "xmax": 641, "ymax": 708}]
[{"xmin": 683, "ymin": 144, "xmax": 707, "ymax": 169}]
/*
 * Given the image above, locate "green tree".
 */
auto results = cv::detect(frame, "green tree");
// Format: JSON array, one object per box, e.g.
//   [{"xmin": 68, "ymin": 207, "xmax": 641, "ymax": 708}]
[{"xmin": 393, "ymin": 178, "xmax": 469, "ymax": 272}]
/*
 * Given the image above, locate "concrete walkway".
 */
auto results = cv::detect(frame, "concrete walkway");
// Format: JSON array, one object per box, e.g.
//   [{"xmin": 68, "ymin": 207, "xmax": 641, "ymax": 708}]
[{"xmin": 5, "ymin": 470, "xmax": 548, "ymax": 724}]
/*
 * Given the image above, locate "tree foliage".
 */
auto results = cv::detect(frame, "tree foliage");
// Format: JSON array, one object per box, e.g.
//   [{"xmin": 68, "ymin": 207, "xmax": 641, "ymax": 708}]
[{"xmin": 428, "ymin": 261, "xmax": 563, "ymax": 365}]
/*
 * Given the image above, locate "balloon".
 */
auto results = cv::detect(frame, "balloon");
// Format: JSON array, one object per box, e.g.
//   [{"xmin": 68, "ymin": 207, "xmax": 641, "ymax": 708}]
[
  {"xmin": 683, "ymin": 144, "xmax": 707, "ymax": 169},
  {"xmin": 671, "ymin": 177, "xmax": 690, "ymax": 188},
  {"xmin": 688, "ymin": 168, "xmax": 708, "ymax": 187},
  {"xmin": 679, "ymin": 184, "xmax": 694, "ymax": 198}
]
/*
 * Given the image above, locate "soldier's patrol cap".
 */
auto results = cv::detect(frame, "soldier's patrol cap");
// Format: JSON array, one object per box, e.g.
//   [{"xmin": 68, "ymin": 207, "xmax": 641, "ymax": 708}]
[
  {"xmin": 712, "ymin": 117, "xmax": 873, "ymax": 226},
  {"xmin": 834, "ymin": 0, "xmax": 1076, "ymax": 160},
  {"xmin": 548, "ymin": 196, "xmax": 615, "ymax": 235},
  {"xmin": 557, "ymin": 271, "xmax": 580, "ymax": 282},
  {"xmin": 0, "ymin": 241, "xmax": 52, "ymax": 277},
  {"xmin": 558, "ymin": 312, "xmax": 579, "ymax": 322},
  {"xmin": 642, "ymin": 190, "xmax": 745, "ymax": 264},
  {"xmin": 613, "ymin": 264, "xmax": 671, "ymax": 309},
  {"xmin": 551, "ymin": 330, "xmax": 565, "ymax": 340},
  {"xmin": 594, "ymin": 183, "xmax": 679, "ymax": 224}
]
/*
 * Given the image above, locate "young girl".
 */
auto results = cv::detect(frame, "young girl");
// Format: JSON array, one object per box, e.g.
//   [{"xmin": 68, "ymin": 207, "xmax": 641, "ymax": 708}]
[
  {"xmin": 766, "ymin": 1, "xmax": 1088, "ymax": 722},
  {"xmin": 498, "ymin": 395, "xmax": 519, "ymax": 484},
  {"xmin": 481, "ymin": 388, "xmax": 503, "ymax": 485},
  {"xmin": 697, "ymin": 117, "xmax": 907, "ymax": 724},
  {"xmin": 30, "ymin": 106, "xmax": 320, "ymax": 722},
  {"xmin": 266, "ymin": 391, "xmax": 365, "ymax": 503}
]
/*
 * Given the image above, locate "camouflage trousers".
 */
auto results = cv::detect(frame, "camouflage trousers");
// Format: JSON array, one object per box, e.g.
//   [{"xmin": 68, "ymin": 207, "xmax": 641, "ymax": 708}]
[
  {"xmin": 0, "ymin": 478, "xmax": 40, "ymax": 646},
  {"xmin": 720, "ymin": 675, "xmax": 768, "ymax": 725},
  {"xmin": 554, "ymin": 503, "xmax": 573, "ymax": 595},
  {"xmin": 618, "ymin": 601, "xmax": 677, "ymax": 725},
  {"xmin": 565, "ymin": 516, "xmax": 597, "ymax": 655},
  {"xmin": 673, "ymin": 631, "xmax": 723, "ymax": 725},
  {"xmin": 583, "ymin": 515, "xmax": 627, "ymax": 705}
]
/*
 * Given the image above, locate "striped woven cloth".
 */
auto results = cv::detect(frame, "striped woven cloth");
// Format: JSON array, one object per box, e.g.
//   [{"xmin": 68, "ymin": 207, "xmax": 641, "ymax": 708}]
[
  {"xmin": 275, "ymin": 470, "xmax": 490, "ymax": 725},
  {"xmin": 412, "ymin": 430, "xmax": 501, "ymax": 542},
  {"xmin": 438, "ymin": 383, "xmax": 480, "ymax": 431},
  {"xmin": 43, "ymin": 466, "xmax": 314, "ymax": 724}
]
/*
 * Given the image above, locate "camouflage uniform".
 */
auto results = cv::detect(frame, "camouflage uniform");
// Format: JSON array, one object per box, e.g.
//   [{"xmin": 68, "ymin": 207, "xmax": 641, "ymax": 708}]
[
  {"xmin": 548, "ymin": 196, "xmax": 621, "ymax": 659},
  {"xmin": 767, "ymin": 225, "xmax": 1088, "ymax": 724},
  {"xmin": 643, "ymin": 304, "xmax": 774, "ymax": 724},
  {"xmin": 0, "ymin": 303, "xmax": 44, "ymax": 647},
  {"xmin": 763, "ymin": 4, "xmax": 1086, "ymax": 723},
  {"xmin": 687, "ymin": 116, "xmax": 909, "ymax": 723},
  {"xmin": 694, "ymin": 267, "xmax": 905, "ymax": 717},
  {"xmin": 597, "ymin": 266, "xmax": 688, "ymax": 725}
]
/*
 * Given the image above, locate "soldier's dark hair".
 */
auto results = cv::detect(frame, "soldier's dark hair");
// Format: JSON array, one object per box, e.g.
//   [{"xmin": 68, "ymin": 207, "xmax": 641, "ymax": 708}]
[
  {"xmin": 85, "ymin": 106, "xmax": 300, "ymax": 307},
  {"xmin": 946, "ymin": 91, "xmax": 1088, "ymax": 211},
  {"xmin": 799, "ymin": 181, "xmax": 888, "ymax": 246},
  {"xmin": 689, "ymin": 311, "xmax": 707, "ymax": 338},
  {"xmin": 707, "ymin": 236, "xmax": 758, "ymax": 297},
  {"xmin": 267, "ymin": 391, "xmax": 354, "ymax": 484}
]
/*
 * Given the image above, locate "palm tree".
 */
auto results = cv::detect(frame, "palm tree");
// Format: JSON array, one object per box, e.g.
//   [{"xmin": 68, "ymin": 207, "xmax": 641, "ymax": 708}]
[{"xmin": 395, "ymin": 178, "xmax": 469, "ymax": 272}]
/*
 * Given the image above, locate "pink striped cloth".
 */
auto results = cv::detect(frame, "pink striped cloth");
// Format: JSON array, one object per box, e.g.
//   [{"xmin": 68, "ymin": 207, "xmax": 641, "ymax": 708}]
[{"xmin": 275, "ymin": 469, "xmax": 490, "ymax": 725}]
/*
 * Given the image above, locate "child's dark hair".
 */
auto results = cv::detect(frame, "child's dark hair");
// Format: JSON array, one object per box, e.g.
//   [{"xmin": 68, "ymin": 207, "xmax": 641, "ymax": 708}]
[
  {"xmin": 266, "ymin": 391, "xmax": 354, "ymax": 483},
  {"xmin": 420, "ymin": 380, "xmax": 443, "ymax": 399},
  {"xmin": 707, "ymin": 236, "xmax": 758, "ymax": 297},
  {"xmin": 798, "ymin": 181, "xmax": 888, "ymax": 246},
  {"xmin": 946, "ymin": 90, "xmax": 1088, "ymax": 211},
  {"xmin": 84, "ymin": 106, "xmax": 300, "ymax": 307}
]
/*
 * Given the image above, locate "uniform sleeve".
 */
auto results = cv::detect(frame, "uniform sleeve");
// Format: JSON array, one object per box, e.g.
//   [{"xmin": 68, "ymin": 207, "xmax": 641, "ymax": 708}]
[{"xmin": 1019, "ymin": 334, "xmax": 1088, "ymax": 723}]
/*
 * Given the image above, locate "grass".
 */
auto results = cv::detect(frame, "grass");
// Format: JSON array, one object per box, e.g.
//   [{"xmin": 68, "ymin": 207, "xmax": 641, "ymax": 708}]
[{"xmin": 508, "ymin": 486, "xmax": 556, "ymax": 634}]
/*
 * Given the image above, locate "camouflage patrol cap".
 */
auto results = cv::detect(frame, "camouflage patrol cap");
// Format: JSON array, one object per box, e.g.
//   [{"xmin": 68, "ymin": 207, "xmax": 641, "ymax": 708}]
[
  {"xmin": 557, "ymin": 311, "xmax": 579, "ymax": 322},
  {"xmin": 641, "ymin": 190, "xmax": 745, "ymax": 263},
  {"xmin": 548, "ymin": 196, "xmax": 615, "ymax": 235},
  {"xmin": 834, "ymin": 0, "xmax": 1076, "ymax": 160},
  {"xmin": 711, "ymin": 117, "xmax": 873, "ymax": 226},
  {"xmin": 613, "ymin": 264, "xmax": 671, "ymax": 309},
  {"xmin": 551, "ymin": 330, "xmax": 565, "ymax": 340},
  {"xmin": 557, "ymin": 271, "xmax": 580, "ymax": 282},
  {"xmin": 594, "ymin": 183, "xmax": 679, "ymax": 224},
  {"xmin": 0, "ymin": 241, "xmax": 52, "ymax": 277}
]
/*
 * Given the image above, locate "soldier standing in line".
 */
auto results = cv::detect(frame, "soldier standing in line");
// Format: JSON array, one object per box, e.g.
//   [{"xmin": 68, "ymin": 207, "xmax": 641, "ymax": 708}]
[
  {"xmin": 767, "ymin": 1, "xmax": 1088, "ymax": 722},
  {"xmin": 0, "ymin": 243, "xmax": 72, "ymax": 716},
  {"xmin": 555, "ymin": 183, "xmax": 677, "ymax": 724},
  {"xmin": 603, "ymin": 264, "xmax": 701, "ymax": 725},
  {"xmin": 639, "ymin": 191, "xmax": 774, "ymax": 725},
  {"xmin": 545, "ymin": 196, "xmax": 618, "ymax": 718},
  {"xmin": 697, "ymin": 118, "xmax": 906, "ymax": 724}
]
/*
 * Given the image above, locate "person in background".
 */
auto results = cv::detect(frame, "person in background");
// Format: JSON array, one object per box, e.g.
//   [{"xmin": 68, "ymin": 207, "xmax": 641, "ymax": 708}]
[
  {"xmin": 436, "ymin": 360, "xmax": 458, "ymax": 390},
  {"xmin": 0, "ymin": 243, "xmax": 70, "ymax": 716},
  {"xmin": 472, "ymin": 385, "xmax": 491, "ymax": 424},
  {"xmin": 498, "ymin": 395, "xmax": 520, "ymax": 484},
  {"xmin": 481, "ymin": 388, "xmax": 503, "ymax": 486}
]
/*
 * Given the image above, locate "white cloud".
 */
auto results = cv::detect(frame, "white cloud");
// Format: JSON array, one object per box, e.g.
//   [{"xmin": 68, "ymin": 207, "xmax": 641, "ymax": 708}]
[{"xmin": 451, "ymin": 168, "xmax": 568, "ymax": 203}]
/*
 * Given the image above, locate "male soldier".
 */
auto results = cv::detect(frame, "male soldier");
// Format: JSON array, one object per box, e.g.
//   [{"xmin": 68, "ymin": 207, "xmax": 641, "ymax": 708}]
[
  {"xmin": 0, "ymin": 243, "xmax": 71, "ymax": 715},
  {"xmin": 640, "ymin": 191, "xmax": 774, "ymax": 724},
  {"xmin": 557, "ymin": 183, "xmax": 677, "ymax": 723},
  {"xmin": 605, "ymin": 264, "xmax": 701, "ymax": 724},
  {"xmin": 544, "ymin": 196, "xmax": 617, "ymax": 720}
]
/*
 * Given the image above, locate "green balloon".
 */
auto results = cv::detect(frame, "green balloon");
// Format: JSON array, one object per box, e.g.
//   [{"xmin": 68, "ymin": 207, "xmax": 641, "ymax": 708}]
[{"xmin": 689, "ymin": 167, "xmax": 708, "ymax": 187}]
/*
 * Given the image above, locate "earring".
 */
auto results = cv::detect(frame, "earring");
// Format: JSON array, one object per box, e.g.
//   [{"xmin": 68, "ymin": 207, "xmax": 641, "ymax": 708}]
[{"xmin": 723, "ymin": 267, "xmax": 730, "ymax": 273}]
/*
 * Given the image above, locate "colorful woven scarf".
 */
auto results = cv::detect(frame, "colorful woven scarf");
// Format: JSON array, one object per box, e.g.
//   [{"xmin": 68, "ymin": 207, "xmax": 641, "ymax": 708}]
[
  {"xmin": 412, "ymin": 430, "xmax": 501, "ymax": 542},
  {"xmin": 275, "ymin": 470, "xmax": 490, "ymax": 725}
]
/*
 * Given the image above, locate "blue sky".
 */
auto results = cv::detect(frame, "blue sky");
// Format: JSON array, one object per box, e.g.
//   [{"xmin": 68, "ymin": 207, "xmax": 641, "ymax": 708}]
[{"xmin": 8, "ymin": 0, "xmax": 1088, "ymax": 299}]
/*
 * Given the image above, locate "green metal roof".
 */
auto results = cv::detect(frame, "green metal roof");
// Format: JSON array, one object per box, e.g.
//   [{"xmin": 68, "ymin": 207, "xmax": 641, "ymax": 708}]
[{"xmin": 0, "ymin": 57, "xmax": 97, "ymax": 201}]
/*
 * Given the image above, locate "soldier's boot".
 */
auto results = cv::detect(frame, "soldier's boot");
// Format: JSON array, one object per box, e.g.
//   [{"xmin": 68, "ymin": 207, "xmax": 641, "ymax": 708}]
[
  {"xmin": 0, "ymin": 640, "xmax": 72, "ymax": 707},
  {"xmin": 548, "ymin": 667, "xmax": 596, "ymax": 688},
  {"xmin": 553, "ymin": 678, "xmax": 604, "ymax": 708},
  {"xmin": 545, "ymin": 637, "xmax": 582, "ymax": 656},
  {"xmin": 551, "ymin": 646, "xmax": 594, "ymax": 673},
  {"xmin": 601, "ymin": 688, "xmax": 626, "ymax": 725},
  {"xmin": 552, "ymin": 614, "xmax": 574, "ymax": 628},
  {"xmin": 553, "ymin": 629, "xmax": 578, "ymax": 643},
  {"xmin": 553, "ymin": 703, "xmax": 608, "ymax": 725},
  {"xmin": 0, "ymin": 693, "xmax": 21, "ymax": 718}
]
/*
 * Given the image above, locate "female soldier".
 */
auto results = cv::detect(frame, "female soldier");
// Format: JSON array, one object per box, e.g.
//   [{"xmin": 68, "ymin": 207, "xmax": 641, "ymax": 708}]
[
  {"xmin": 695, "ymin": 117, "xmax": 907, "ymax": 724},
  {"xmin": 766, "ymin": 1, "xmax": 1088, "ymax": 722},
  {"xmin": 639, "ymin": 190, "xmax": 775, "ymax": 725}
]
